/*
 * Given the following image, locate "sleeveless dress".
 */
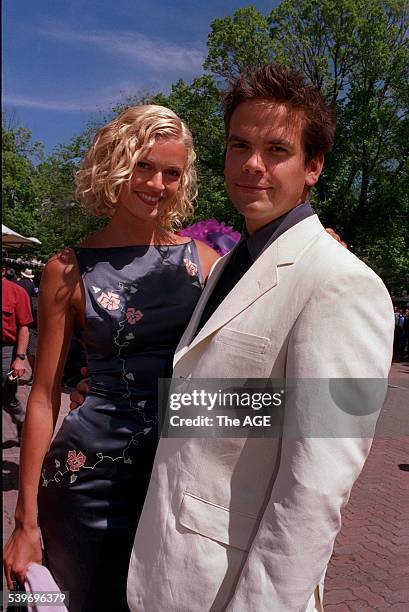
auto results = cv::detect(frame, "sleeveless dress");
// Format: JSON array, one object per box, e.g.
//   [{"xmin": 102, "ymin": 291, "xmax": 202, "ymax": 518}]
[{"xmin": 38, "ymin": 241, "xmax": 203, "ymax": 612}]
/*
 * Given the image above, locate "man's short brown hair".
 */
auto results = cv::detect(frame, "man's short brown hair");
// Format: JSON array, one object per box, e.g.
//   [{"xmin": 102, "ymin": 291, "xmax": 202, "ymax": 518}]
[{"xmin": 223, "ymin": 63, "xmax": 335, "ymax": 163}]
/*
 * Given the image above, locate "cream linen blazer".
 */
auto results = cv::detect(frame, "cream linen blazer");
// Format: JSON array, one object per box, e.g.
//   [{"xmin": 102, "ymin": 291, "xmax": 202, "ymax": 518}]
[{"xmin": 127, "ymin": 215, "xmax": 394, "ymax": 612}]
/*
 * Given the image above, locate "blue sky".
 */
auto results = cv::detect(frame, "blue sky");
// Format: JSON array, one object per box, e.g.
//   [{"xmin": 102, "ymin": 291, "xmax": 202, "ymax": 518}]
[{"xmin": 3, "ymin": 0, "xmax": 278, "ymax": 155}]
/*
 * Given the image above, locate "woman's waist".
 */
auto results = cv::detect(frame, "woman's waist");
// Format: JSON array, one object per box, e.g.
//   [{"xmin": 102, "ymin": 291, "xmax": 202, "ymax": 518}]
[
  {"xmin": 87, "ymin": 354, "xmax": 172, "ymax": 375},
  {"xmin": 88, "ymin": 376, "xmax": 160, "ymax": 400}
]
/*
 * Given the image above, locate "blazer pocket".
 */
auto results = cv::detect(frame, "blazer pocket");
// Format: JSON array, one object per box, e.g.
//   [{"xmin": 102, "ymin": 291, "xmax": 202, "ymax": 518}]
[
  {"xmin": 178, "ymin": 491, "xmax": 257, "ymax": 552},
  {"xmin": 214, "ymin": 328, "xmax": 271, "ymax": 356}
]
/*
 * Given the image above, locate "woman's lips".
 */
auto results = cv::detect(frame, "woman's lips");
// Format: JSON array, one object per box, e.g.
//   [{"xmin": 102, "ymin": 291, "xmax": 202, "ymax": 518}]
[{"xmin": 135, "ymin": 191, "xmax": 162, "ymax": 206}]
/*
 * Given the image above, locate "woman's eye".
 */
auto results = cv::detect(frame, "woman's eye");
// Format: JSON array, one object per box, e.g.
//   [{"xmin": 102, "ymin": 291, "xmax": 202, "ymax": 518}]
[
  {"xmin": 167, "ymin": 169, "xmax": 181, "ymax": 178},
  {"xmin": 137, "ymin": 161, "xmax": 149, "ymax": 169}
]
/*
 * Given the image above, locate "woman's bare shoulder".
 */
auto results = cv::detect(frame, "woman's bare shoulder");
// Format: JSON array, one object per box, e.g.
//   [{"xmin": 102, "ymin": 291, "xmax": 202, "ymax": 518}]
[
  {"xmin": 193, "ymin": 240, "xmax": 220, "ymax": 280},
  {"xmin": 76, "ymin": 229, "xmax": 108, "ymax": 248},
  {"xmin": 164, "ymin": 233, "xmax": 192, "ymax": 245},
  {"xmin": 41, "ymin": 248, "xmax": 81, "ymax": 291},
  {"xmin": 45, "ymin": 247, "xmax": 79, "ymax": 271}
]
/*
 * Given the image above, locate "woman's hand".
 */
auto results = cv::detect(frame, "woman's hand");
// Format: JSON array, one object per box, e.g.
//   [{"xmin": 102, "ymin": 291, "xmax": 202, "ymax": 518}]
[
  {"xmin": 3, "ymin": 525, "xmax": 42, "ymax": 590},
  {"xmin": 325, "ymin": 227, "xmax": 348, "ymax": 249}
]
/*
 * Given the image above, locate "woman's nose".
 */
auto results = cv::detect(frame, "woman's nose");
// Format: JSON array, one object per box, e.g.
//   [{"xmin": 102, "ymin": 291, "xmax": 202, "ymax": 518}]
[{"xmin": 147, "ymin": 171, "xmax": 164, "ymax": 191}]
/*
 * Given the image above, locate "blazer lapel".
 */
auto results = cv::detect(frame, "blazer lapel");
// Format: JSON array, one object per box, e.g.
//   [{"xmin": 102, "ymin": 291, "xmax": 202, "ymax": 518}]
[
  {"xmin": 174, "ymin": 247, "xmax": 237, "ymax": 360},
  {"xmin": 175, "ymin": 215, "xmax": 325, "ymax": 364},
  {"xmin": 175, "ymin": 242, "xmax": 279, "ymax": 363},
  {"xmin": 189, "ymin": 241, "xmax": 279, "ymax": 350}
]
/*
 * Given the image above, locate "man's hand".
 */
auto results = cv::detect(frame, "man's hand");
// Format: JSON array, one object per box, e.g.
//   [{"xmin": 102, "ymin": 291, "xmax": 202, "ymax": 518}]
[
  {"xmin": 10, "ymin": 358, "xmax": 26, "ymax": 380},
  {"xmin": 325, "ymin": 227, "xmax": 348, "ymax": 249},
  {"xmin": 69, "ymin": 367, "xmax": 89, "ymax": 411}
]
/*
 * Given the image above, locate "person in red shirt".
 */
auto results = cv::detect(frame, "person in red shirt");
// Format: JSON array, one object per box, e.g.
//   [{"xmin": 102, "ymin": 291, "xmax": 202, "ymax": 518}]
[{"xmin": 2, "ymin": 253, "xmax": 33, "ymax": 441}]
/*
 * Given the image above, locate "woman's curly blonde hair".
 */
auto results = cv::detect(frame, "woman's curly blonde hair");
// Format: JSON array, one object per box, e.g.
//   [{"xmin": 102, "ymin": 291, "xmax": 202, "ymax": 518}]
[{"xmin": 75, "ymin": 105, "xmax": 197, "ymax": 230}]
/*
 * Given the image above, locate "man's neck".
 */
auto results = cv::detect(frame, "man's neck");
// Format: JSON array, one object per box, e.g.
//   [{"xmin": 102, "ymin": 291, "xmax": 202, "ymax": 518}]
[{"xmin": 244, "ymin": 201, "xmax": 314, "ymax": 262}]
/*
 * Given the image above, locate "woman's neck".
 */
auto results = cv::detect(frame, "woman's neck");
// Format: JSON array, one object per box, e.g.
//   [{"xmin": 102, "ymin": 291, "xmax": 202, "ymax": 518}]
[{"xmin": 91, "ymin": 210, "xmax": 175, "ymax": 247}]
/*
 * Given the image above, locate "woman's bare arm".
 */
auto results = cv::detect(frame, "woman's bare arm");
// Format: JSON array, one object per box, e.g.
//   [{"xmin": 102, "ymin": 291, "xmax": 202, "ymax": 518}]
[{"xmin": 3, "ymin": 250, "xmax": 83, "ymax": 588}]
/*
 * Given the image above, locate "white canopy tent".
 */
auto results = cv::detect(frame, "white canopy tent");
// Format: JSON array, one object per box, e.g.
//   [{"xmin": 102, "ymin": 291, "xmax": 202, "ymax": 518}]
[{"xmin": 2, "ymin": 224, "xmax": 42, "ymax": 248}]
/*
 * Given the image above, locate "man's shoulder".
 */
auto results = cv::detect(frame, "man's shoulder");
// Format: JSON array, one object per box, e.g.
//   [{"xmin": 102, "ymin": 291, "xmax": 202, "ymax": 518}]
[
  {"xmin": 299, "ymin": 234, "xmax": 392, "ymax": 312},
  {"xmin": 273, "ymin": 215, "xmax": 369, "ymax": 277},
  {"xmin": 304, "ymin": 230, "xmax": 381, "ymax": 281},
  {"xmin": 273, "ymin": 227, "xmax": 390, "ymax": 308}
]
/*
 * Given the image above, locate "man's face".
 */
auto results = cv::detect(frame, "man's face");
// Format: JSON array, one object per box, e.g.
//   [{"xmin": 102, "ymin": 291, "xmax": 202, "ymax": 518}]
[{"xmin": 224, "ymin": 101, "xmax": 324, "ymax": 234}]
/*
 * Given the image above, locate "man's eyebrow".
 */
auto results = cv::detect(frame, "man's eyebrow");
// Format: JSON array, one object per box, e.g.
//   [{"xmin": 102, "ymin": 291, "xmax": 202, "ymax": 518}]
[
  {"xmin": 227, "ymin": 134, "xmax": 293, "ymax": 147},
  {"xmin": 267, "ymin": 138, "xmax": 292, "ymax": 147},
  {"xmin": 227, "ymin": 134, "xmax": 249, "ymax": 142}
]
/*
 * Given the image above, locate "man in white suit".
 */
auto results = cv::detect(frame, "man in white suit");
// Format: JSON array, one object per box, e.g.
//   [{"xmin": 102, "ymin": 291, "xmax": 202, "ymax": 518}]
[
  {"xmin": 74, "ymin": 64, "xmax": 394, "ymax": 610},
  {"xmin": 126, "ymin": 64, "xmax": 394, "ymax": 611}
]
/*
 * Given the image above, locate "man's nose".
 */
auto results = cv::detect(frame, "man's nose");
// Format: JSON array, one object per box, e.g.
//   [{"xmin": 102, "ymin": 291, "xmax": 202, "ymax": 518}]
[
  {"xmin": 147, "ymin": 171, "xmax": 164, "ymax": 191},
  {"xmin": 242, "ymin": 151, "xmax": 265, "ymax": 174}
]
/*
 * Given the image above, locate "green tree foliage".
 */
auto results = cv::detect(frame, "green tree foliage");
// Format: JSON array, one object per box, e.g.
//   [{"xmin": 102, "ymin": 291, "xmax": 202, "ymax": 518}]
[
  {"xmin": 2, "ymin": 117, "xmax": 104, "ymax": 260},
  {"xmin": 204, "ymin": 0, "xmax": 409, "ymax": 292},
  {"xmin": 205, "ymin": 6, "xmax": 272, "ymax": 83},
  {"xmin": 2, "ymin": 119, "xmax": 43, "ymax": 241},
  {"xmin": 33, "ymin": 144, "xmax": 105, "ymax": 258}
]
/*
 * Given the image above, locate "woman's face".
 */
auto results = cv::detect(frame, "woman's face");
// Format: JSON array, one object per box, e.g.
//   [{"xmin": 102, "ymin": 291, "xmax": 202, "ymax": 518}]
[{"xmin": 117, "ymin": 138, "xmax": 187, "ymax": 222}]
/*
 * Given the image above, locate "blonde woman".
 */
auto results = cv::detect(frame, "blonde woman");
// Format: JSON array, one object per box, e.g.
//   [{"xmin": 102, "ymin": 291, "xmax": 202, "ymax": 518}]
[{"xmin": 3, "ymin": 105, "xmax": 218, "ymax": 611}]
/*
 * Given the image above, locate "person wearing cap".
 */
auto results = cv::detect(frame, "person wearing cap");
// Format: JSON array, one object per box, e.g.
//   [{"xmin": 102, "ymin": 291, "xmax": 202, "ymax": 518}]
[
  {"xmin": 17, "ymin": 268, "xmax": 36, "ymax": 299},
  {"xmin": 17, "ymin": 268, "xmax": 38, "ymax": 380},
  {"xmin": 2, "ymin": 255, "xmax": 33, "ymax": 440}
]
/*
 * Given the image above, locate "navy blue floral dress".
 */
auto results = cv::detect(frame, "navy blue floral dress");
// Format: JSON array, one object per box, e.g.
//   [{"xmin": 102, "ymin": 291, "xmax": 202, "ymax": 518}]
[{"xmin": 38, "ymin": 242, "xmax": 203, "ymax": 612}]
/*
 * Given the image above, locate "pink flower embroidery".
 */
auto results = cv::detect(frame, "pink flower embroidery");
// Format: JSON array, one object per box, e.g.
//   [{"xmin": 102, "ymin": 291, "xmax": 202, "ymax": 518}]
[
  {"xmin": 184, "ymin": 258, "xmax": 198, "ymax": 277},
  {"xmin": 67, "ymin": 450, "xmax": 87, "ymax": 472},
  {"xmin": 97, "ymin": 291, "xmax": 121, "ymax": 311},
  {"xmin": 126, "ymin": 308, "xmax": 143, "ymax": 325}
]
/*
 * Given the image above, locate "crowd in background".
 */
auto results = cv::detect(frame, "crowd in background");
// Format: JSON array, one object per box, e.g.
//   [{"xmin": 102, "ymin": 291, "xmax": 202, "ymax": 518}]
[
  {"xmin": 394, "ymin": 304, "xmax": 409, "ymax": 359},
  {"xmin": 2, "ymin": 254, "xmax": 36, "ymax": 442},
  {"xmin": 2, "ymin": 254, "xmax": 90, "ymax": 440},
  {"xmin": 5, "ymin": 266, "xmax": 40, "ymax": 377}
]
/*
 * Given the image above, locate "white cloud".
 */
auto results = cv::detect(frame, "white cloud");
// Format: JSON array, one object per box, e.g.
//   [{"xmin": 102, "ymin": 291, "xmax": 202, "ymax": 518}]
[
  {"xmin": 2, "ymin": 93, "xmax": 108, "ymax": 112},
  {"xmin": 2, "ymin": 80, "xmax": 149, "ymax": 112},
  {"xmin": 37, "ymin": 24, "xmax": 205, "ymax": 73}
]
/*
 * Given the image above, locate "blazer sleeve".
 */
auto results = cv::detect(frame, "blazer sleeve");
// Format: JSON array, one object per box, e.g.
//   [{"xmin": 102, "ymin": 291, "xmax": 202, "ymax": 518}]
[{"xmin": 225, "ymin": 267, "xmax": 394, "ymax": 612}]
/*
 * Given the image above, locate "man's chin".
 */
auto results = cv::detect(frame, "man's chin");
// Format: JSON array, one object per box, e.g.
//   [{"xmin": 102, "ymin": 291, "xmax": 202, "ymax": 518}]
[{"xmin": 233, "ymin": 199, "xmax": 269, "ymax": 216}]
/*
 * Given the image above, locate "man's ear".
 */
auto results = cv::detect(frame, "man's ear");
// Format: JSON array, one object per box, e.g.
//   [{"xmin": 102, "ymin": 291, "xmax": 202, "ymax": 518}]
[{"xmin": 305, "ymin": 154, "xmax": 324, "ymax": 188}]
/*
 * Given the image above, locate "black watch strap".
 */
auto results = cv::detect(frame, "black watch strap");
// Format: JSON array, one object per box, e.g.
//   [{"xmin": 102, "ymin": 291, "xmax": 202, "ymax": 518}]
[{"xmin": 16, "ymin": 353, "xmax": 26, "ymax": 360}]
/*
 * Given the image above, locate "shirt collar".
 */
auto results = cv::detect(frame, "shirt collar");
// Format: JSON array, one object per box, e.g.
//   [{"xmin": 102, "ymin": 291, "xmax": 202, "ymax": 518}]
[{"xmin": 242, "ymin": 200, "xmax": 315, "ymax": 262}]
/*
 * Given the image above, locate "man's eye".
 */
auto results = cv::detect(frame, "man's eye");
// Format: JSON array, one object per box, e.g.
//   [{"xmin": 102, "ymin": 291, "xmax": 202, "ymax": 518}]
[{"xmin": 231, "ymin": 142, "xmax": 247, "ymax": 149}]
